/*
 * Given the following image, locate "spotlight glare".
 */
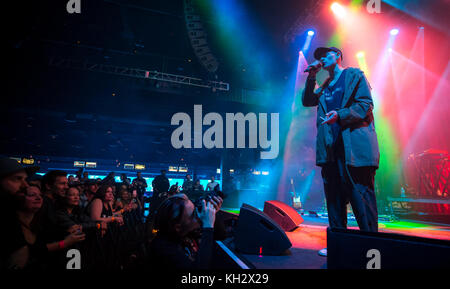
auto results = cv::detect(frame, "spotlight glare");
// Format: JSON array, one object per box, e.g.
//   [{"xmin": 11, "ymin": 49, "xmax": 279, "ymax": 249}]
[
  {"xmin": 390, "ymin": 28, "xmax": 399, "ymax": 36},
  {"xmin": 331, "ymin": 2, "xmax": 346, "ymax": 18},
  {"xmin": 356, "ymin": 51, "xmax": 365, "ymax": 58},
  {"xmin": 307, "ymin": 30, "xmax": 315, "ymax": 36}
]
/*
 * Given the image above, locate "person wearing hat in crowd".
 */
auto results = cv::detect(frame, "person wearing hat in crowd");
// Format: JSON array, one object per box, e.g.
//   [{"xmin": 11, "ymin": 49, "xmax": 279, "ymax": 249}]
[
  {"xmin": 302, "ymin": 47, "xmax": 380, "ymax": 257},
  {"xmin": 0, "ymin": 157, "xmax": 40, "ymax": 269}
]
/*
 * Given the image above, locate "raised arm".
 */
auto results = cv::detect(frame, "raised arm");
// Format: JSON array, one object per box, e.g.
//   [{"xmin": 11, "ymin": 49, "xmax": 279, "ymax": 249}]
[{"xmin": 301, "ymin": 76, "xmax": 320, "ymax": 107}]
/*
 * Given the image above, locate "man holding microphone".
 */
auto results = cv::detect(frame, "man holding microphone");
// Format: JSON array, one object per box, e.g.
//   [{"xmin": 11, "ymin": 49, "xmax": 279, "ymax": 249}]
[{"xmin": 302, "ymin": 47, "xmax": 380, "ymax": 256}]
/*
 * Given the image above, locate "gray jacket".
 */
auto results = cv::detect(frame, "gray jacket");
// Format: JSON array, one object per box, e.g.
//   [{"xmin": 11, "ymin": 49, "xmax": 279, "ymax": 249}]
[{"xmin": 302, "ymin": 67, "xmax": 379, "ymax": 168}]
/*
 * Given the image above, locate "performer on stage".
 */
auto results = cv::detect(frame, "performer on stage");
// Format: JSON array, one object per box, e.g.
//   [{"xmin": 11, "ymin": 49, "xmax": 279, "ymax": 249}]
[{"xmin": 302, "ymin": 47, "xmax": 380, "ymax": 256}]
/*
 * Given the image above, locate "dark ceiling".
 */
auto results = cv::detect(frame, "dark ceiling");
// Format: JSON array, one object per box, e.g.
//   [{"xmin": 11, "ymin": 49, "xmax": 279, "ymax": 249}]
[
  {"xmin": 3, "ymin": 0, "xmax": 448, "ymax": 166},
  {"xmin": 3, "ymin": 0, "xmax": 315, "ymax": 166}
]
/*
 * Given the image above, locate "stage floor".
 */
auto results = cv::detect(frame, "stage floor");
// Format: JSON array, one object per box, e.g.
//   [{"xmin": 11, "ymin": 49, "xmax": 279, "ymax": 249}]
[{"xmin": 232, "ymin": 215, "xmax": 450, "ymax": 269}]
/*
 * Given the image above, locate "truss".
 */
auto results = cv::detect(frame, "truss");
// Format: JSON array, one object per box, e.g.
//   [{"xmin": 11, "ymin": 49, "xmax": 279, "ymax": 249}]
[{"xmin": 48, "ymin": 57, "xmax": 229, "ymax": 91}]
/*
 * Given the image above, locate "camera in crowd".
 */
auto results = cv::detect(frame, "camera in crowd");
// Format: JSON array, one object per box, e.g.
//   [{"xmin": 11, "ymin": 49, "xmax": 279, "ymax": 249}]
[
  {"xmin": 169, "ymin": 182, "xmax": 180, "ymax": 195},
  {"xmin": 194, "ymin": 190, "xmax": 225, "ymax": 212}
]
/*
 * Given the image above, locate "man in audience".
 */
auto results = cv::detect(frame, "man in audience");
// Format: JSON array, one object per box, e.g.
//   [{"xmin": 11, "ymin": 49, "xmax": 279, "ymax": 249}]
[
  {"xmin": 42, "ymin": 170, "xmax": 69, "ymax": 200},
  {"xmin": 0, "ymin": 158, "xmax": 39, "ymax": 269},
  {"xmin": 75, "ymin": 169, "xmax": 82, "ymax": 180},
  {"xmin": 206, "ymin": 176, "xmax": 219, "ymax": 192},
  {"xmin": 102, "ymin": 172, "xmax": 116, "ymax": 187},
  {"xmin": 118, "ymin": 173, "xmax": 130, "ymax": 190},
  {"xmin": 182, "ymin": 174, "xmax": 194, "ymax": 192},
  {"xmin": 39, "ymin": 170, "xmax": 69, "ymax": 241},
  {"xmin": 132, "ymin": 171, "xmax": 147, "ymax": 207},
  {"xmin": 81, "ymin": 171, "xmax": 89, "ymax": 183},
  {"xmin": 152, "ymin": 170, "xmax": 170, "ymax": 194}
]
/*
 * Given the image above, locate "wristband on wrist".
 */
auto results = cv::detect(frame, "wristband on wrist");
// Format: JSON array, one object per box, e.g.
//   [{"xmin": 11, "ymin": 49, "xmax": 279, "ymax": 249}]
[
  {"xmin": 97, "ymin": 223, "xmax": 101, "ymax": 230},
  {"xmin": 111, "ymin": 216, "xmax": 115, "ymax": 222},
  {"xmin": 59, "ymin": 240, "xmax": 65, "ymax": 249}
]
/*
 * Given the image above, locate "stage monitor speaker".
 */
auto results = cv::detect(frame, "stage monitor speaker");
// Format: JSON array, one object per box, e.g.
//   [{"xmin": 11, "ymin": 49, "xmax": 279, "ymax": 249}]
[
  {"xmin": 235, "ymin": 203, "xmax": 292, "ymax": 255},
  {"xmin": 327, "ymin": 227, "xmax": 450, "ymax": 269},
  {"xmin": 263, "ymin": 200, "xmax": 304, "ymax": 231}
]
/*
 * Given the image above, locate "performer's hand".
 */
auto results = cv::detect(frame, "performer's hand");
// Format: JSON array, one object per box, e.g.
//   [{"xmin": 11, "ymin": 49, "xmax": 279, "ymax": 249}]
[
  {"xmin": 321, "ymin": 111, "xmax": 339, "ymax": 125},
  {"xmin": 306, "ymin": 60, "xmax": 322, "ymax": 77}
]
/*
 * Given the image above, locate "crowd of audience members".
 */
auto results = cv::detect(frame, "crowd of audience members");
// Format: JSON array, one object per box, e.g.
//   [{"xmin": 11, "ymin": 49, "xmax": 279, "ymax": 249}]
[{"xmin": 0, "ymin": 158, "xmax": 226, "ymax": 270}]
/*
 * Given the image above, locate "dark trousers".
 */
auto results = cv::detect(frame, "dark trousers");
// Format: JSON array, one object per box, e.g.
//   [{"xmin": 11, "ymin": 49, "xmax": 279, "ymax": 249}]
[{"xmin": 321, "ymin": 154, "xmax": 378, "ymax": 232}]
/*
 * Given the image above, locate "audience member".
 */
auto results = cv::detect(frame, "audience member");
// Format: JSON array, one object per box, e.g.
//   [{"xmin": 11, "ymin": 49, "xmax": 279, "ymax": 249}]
[
  {"xmin": 75, "ymin": 169, "xmax": 83, "ymax": 182},
  {"xmin": 152, "ymin": 170, "xmax": 170, "ymax": 194},
  {"xmin": 39, "ymin": 170, "xmax": 69, "ymax": 241},
  {"xmin": 1, "ymin": 158, "xmax": 230, "ymax": 271},
  {"xmin": 206, "ymin": 176, "xmax": 219, "ymax": 192},
  {"xmin": 132, "ymin": 171, "xmax": 147, "ymax": 205},
  {"xmin": 193, "ymin": 180, "xmax": 204, "ymax": 192},
  {"xmin": 80, "ymin": 179, "xmax": 98, "ymax": 209},
  {"xmin": 148, "ymin": 193, "xmax": 222, "ymax": 269},
  {"xmin": 168, "ymin": 183, "xmax": 181, "ymax": 196},
  {"xmin": 182, "ymin": 174, "xmax": 194, "ymax": 192},
  {"xmin": 56, "ymin": 186, "xmax": 106, "ymax": 236},
  {"xmin": 102, "ymin": 172, "xmax": 116, "ymax": 187},
  {"xmin": 115, "ymin": 188, "xmax": 141, "ymax": 213},
  {"xmin": 81, "ymin": 171, "xmax": 89, "ymax": 183},
  {"xmin": 0, "ymin": 158, "xmax": 39, "ymax": 269},
  {"xmin": 12, "ymin": 185, "xmax": 85, "ymax": 269},
  {"xmin": 188, "ymin": 179, "xmax": 205, "ymax": 202},
  {"xmin": 117, "ymin": 173, "xmax": 130, "ymax": 192},
  {"xmin": 88, "ymin": 185, "xmax": 123, "ymax": 225}
]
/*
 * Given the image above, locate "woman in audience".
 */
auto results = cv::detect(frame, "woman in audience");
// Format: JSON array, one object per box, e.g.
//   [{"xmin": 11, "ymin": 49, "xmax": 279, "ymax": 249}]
[
  {"xmin": 56, "ymin": 186, "xmax": 106, "ymax": 236},
  {"xmin": 88, "ymin": 185, "xmax": 123, "ymax": 225},
  {"xmin": 115, "ymin": 189, "xmax": 134, "ymax": 212},
  {"xmin": 12, "ymin": 185, "xmax": 85, "ymax": 269}
]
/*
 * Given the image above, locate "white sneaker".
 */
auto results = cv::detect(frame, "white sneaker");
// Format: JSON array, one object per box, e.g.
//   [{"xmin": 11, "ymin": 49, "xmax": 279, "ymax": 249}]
[{"xmin": 318, "ymin": 248, "xmax": 327, "ymax": 257}]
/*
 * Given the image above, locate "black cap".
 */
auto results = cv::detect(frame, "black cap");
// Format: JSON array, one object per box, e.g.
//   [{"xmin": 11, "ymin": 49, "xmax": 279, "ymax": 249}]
[
  {"xmin": 314, "ymin": 46, "xmax": 343, "ymax": 61},
  {"xmin": 0, "ymin": 158, "xmax": 40, "ymax": 178}
]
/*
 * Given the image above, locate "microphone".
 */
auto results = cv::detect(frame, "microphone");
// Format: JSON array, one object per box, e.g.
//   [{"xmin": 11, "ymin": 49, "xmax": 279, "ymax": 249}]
[{"xmin": 304, "ymin": 62, "xmax": 322, "ymax": 73}]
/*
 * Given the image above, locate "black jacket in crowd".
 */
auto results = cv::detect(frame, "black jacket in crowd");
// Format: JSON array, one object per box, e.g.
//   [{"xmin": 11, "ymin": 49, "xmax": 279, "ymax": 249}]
[
  {"xmin": 152, "ymin": 175, "xmax": 170, "ymax": 193},
  {"xmin": 148, "ymin": 228, "xmax": 215, "ymax": 269},
  {"xmin": 55, "ymin": 206, "xmax": 99, "ymax": 234}
]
